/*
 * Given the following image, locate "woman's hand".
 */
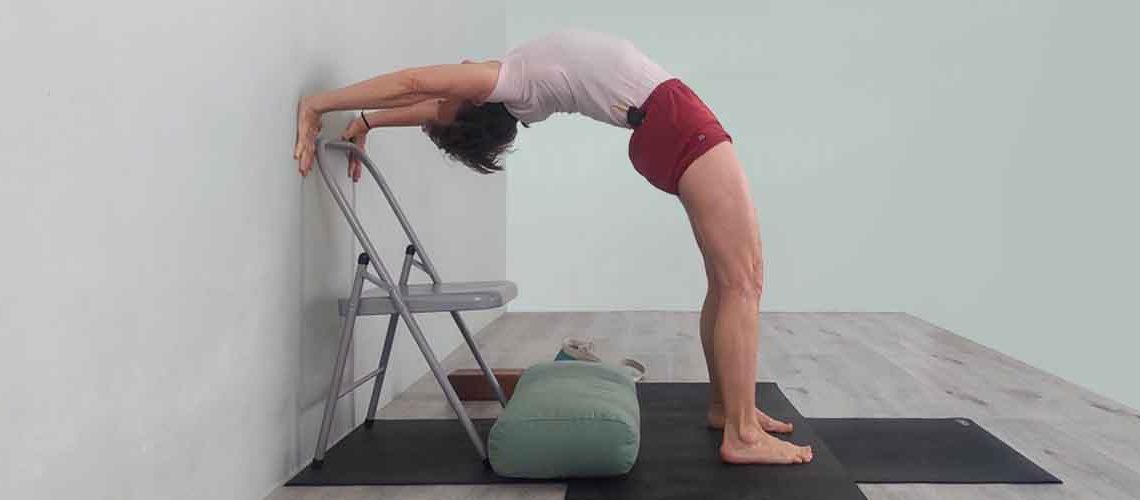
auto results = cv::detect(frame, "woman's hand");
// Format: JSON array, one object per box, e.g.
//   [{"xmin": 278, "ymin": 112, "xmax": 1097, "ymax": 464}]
[
  {"xmin": 341, "ymin": 115, "xmax": 370, "ymax": 182},
  {"xmin": 294, "ymin": 97, "xmax": 322, "ymax": 177}
]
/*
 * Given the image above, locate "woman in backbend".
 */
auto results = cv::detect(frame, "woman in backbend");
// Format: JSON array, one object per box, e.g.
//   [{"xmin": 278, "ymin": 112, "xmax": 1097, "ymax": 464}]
[{"xmin": 293, "ymin": 29, "xmax": 812, "ymax": 465}]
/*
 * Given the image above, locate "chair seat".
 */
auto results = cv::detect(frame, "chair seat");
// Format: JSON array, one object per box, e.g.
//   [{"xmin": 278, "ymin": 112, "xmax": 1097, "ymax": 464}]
[{"xmin": 339, "ymin": 280, "xmax": 517, "ymax": 316}]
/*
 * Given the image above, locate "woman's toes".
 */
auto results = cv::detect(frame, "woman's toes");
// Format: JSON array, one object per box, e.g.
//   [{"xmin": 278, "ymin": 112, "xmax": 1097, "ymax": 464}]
[{"xmin": 757, "ymin": 410, "xmax": 794, "ymax": 433}]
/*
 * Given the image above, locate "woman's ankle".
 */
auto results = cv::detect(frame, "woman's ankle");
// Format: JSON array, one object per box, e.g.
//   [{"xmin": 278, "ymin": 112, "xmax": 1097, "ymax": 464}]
[
  {"xmin": 723, "ymin": 411, "xmax": 763, "ymax": 442},
  {"xmin": 725, "ymin": 420, "xmax": 764, "ymax": 444}
]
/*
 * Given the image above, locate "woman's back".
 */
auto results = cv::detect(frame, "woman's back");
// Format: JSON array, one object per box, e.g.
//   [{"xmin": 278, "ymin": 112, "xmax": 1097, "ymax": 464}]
[{"xmin": 487, "ymin": 29, "xmax": 673, "ymax": 128}]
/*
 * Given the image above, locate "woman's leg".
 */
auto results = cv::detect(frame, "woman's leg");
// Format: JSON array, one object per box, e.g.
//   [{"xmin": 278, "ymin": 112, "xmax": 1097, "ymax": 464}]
[
  {"xmin": 692, "ymin": 241, "xmax": 793, "ymax": 434},
  {"xmin": 678, "ymin": 141, "xmax": 812, "ymax": 464}
]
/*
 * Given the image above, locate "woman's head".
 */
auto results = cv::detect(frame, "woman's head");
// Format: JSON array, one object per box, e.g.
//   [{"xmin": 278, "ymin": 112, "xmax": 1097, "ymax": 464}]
[{"xmin": 424, "ymin": 101, "xmax": 518, "ymax": 174}]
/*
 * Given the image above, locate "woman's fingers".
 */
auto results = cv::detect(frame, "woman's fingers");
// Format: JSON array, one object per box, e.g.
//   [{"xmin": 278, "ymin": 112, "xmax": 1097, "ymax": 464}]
[
  {"xmin": 350, "ymin": 151, "xmax": 363, "ymax": 181},
  {"xmin": 296, "ymin": 140, "xmax": 305, "ymax": 174},
  {"xmin": 349, "ymin": 136, "xmax": 365, "ymax": 182},
  {"xmin": 301, "ymin": 131, "xmax": 321, "ymax": 176},
  {"xmin": 299, "ymin": 146, "xmax": 313, "ymax": 177},
  {"xmin": 295, "ymin": 98, "xmax": 322, "ymax": 176},
  {"xmin": 341, "ymin": 130, "xmax": 355, "ymax": 181},
  {"xmin": 339, "ymin": 118, "xmax": 368, "ymax": 182},
  {"xmin": 298, "ymin": 128, "xmax": 323, "ymax": 177},
  {"xmin": 347, "ymin": 148, "xmax": 359, "ymax": 181},
  {"xmin": 294, "ymin": 127, "xmax": 306, "ymax": 161},
  {"xmin": 294, "ymin": 102, "xmax": 303, "ymax": 160},
  {"xmin": 341, "ymin": 118, "xmax": 365, "ymax": 141},
  {"xmin": 296, "ymin": 134, "xmax": 311, "ymax": 176}
]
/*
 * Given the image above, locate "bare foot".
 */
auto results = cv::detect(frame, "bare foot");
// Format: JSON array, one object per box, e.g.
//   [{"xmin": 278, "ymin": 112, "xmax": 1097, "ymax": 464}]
[
  {"xmin": 708, "ymin": 403, "xmax": 794, "ymax": 433},
  {"xmin": 721, "ymin": 427, "xmax": 814, "ymax": 464}
]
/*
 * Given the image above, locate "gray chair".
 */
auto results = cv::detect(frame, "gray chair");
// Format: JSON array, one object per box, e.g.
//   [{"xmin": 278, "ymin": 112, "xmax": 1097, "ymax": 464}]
[{"xmin": 311, "ymin": 138, "xmax": 513, "ymax": 467}]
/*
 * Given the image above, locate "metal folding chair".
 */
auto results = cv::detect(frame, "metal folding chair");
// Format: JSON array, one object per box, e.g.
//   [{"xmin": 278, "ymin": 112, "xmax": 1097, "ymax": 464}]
[{"xmin": 310, "ymin": 138, "xmax": 514, "ymax": 467}]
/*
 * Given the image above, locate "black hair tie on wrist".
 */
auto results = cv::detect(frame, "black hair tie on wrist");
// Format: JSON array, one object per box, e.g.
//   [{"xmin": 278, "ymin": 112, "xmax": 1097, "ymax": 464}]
[{"xmin": 360, "ymin": 111, "xmax": 372, "ymax": 129}]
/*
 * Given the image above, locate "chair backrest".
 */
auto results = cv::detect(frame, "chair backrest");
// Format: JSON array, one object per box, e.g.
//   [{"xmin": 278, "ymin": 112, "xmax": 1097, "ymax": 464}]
[{"xmin": 314, "ymin": 138, "xmax": 443, "ymax": 287}]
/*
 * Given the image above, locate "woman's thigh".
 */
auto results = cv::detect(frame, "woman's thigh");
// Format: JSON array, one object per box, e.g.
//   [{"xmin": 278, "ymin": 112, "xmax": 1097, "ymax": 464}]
[{"xmin": 677, "ymin": 142, "xmax": 763, "ymax": 294}]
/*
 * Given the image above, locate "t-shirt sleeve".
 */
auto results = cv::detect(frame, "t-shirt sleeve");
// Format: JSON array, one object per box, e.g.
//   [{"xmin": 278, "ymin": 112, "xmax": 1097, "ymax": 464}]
[{"xmin": 483, "ymin": 55, "xmax": 522, "ymax": 104}]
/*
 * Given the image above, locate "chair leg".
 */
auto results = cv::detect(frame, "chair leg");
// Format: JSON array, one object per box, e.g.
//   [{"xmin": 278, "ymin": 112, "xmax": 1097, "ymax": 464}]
[
  {"xmin": 400, "ymin": 311, "xmax": 488, "ymax": 459},
  {"xmin": 312, "ymin": 261, "xmax": 368, "ymax": 466},
  {"xmin": 364, "ymin": 313, "xmax": 400, "ymax": 426},
  {"xmin": 450, "ymin": 311, "xmax": 508, "ymax": 407},
  {"xmin": 365, "ymin": 246, "xmax": 415, "ymax": 425}
]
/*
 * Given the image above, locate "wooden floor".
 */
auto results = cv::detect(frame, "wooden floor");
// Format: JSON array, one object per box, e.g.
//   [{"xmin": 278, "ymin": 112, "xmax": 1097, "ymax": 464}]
[{"xmin": 268, "ymin": 312, "xmax": 1140, "ymax": 500}]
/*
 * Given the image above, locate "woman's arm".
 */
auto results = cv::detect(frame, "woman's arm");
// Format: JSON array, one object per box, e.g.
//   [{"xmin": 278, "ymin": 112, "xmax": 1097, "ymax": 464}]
[
  {"xmin": 303, "ymin": 63, "xmax": 499, "ymax": 113},
  {"xmin": 295, "ymin": 62, "xmax": 499, "ymax": 176},
  {"xmin": 336, "ymin": 99, "xmax": 445, "ymax": 182},
  {"xmin": 360, "ymin": 99, "xmax": 444, "ymax": 128}
]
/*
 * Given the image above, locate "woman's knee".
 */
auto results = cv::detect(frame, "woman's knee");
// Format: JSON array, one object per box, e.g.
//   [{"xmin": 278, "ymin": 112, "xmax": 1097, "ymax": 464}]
[{"xmin": 711, "ymin": 260, "xmax": 764, "ymax": 302}]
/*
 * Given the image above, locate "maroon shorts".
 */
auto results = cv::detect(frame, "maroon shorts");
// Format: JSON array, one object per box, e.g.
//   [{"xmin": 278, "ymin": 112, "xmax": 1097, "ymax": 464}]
[{"xmin": 628, "ymin": 78, "xmax": 733, "ymax": 195}]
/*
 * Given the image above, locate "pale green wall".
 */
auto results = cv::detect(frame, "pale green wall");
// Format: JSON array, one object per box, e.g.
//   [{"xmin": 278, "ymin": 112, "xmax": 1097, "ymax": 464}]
[
  {"xmin": 1, "ymin": 1, "xmax": 505, "ymax": 498},
  {"xmin": 505, "ymin": 1, "xmax": 1139, "ymax": 409}
]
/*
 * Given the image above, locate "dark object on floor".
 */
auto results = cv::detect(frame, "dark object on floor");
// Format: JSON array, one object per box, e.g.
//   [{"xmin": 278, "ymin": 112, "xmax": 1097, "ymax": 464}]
[
  {"xmin": 806, "ymin": 418, "xmax": 1062, "ymax": 484},
  {"xmin": 287, "ymin": 383, "xmax": 868, "ymax": 500},
  {"xmin": 449, "ymin": 368, "xmax": 523, "ymax": 401}
]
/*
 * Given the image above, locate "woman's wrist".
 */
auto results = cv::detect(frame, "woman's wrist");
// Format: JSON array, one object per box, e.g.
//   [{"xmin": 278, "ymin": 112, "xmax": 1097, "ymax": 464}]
[
  {"xmin": 302, "ymin": 94, "xmax": 330, "ymax": 115},
  {"xmin": 299, "ymin": 95, "xmax": 316, "ymax": 115}
]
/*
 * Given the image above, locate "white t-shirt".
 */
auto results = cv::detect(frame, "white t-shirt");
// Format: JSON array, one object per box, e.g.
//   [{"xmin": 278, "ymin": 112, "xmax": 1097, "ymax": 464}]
[{"xmin": 484, "ymin": 29, "xmax": 674, "ymax": 129}]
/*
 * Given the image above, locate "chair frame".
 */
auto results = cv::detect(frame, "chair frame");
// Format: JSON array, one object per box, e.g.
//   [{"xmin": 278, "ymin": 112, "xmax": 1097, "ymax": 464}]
[{"xmin": 310, "ymin": 139, "xmax": 507, "ymax": 467}]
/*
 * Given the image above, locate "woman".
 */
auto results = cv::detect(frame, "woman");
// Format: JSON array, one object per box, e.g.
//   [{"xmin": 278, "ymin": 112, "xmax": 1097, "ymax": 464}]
[{"xmin": 293, "ymin": 29, "xmax": 812, "ymax": 465}]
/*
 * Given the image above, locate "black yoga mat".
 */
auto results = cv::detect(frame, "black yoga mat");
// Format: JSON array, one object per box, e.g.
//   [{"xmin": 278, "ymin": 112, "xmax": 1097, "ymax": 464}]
[
  {"xmin": 288, "ymin": 382, "xmax": 868, "ymax": 500},
  {"xmin": 806, "ymin": 418, "xmax": 1062, "ymax": 484},
  {"xmin": 288, "ymin": 418, "xmax": 505, "ymax": 485},
  {"xmin": 566, "ymin": 383, "xmax": 866, "ymax": 500}
]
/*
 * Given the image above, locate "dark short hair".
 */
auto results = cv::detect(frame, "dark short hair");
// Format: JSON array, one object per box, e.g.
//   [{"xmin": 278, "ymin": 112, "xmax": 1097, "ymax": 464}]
[{"xmin": 424, "ymin": 102, "xmax": 518, "ymax": 174}]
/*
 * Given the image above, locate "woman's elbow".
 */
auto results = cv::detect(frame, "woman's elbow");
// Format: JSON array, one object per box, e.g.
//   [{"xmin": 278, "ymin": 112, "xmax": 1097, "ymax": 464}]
[{"xmin": 399, "ymin": 69, "xmax": 429, "ymax": 96}]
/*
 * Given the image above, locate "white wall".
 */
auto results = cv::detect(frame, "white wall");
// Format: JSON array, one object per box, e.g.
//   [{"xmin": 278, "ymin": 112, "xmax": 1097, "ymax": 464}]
[
  {"xmin": 505, "ymin": 1, "xmax": 1140, "ymax": 409},
  {"xmin": 0, "ymin": 1, "xmax": 505, "ymax": 499}
]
